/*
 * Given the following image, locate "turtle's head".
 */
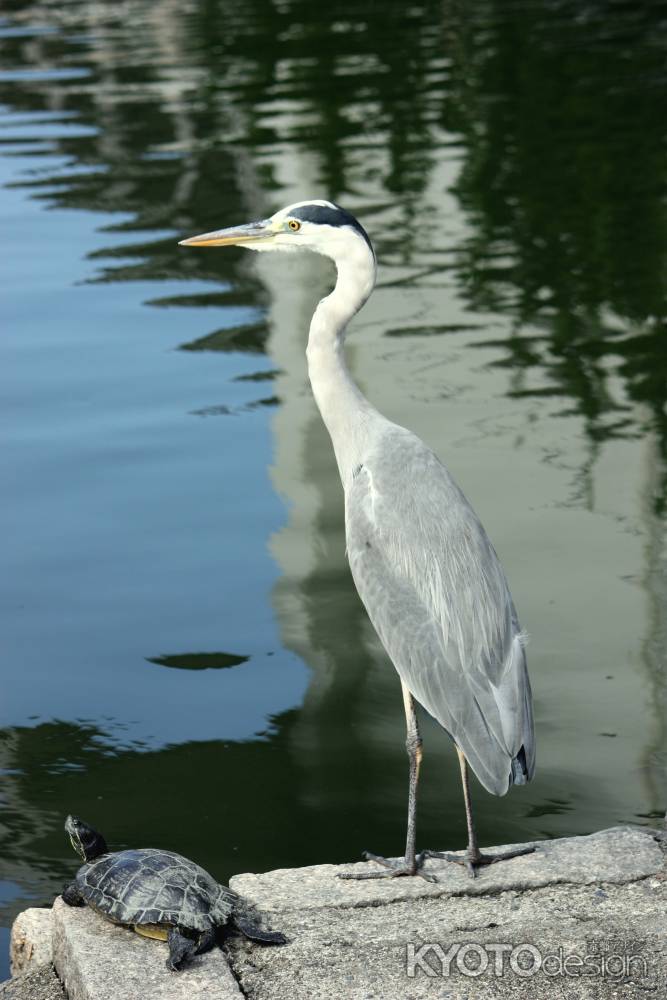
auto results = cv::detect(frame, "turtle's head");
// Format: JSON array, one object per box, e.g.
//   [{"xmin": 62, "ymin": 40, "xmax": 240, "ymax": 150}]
[{"xmin": 65, "ymin": 815, "xmax": 108, "ymax": 862}]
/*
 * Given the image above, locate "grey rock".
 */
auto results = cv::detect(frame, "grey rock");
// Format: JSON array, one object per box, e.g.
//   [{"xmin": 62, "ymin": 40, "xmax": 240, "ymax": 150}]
[
  {"xmin": 10, "ymin": 911, "xmax": 53, "ymax": 977},
  {"xmin": 226, "ymin": 879, "xmax": 667, "ymax": 999},
  {"xmin": 229, "ymin": 825, "xmax": 663, "ymax": 911},
  {"xmin": 51, "ymin": 897, "xmax": 243, "ymax": 1000},
  {"xmin": 0, "ymin": 966, "xmax": 64, "ymax": 1000},
  {"xmin": 4, "ymin": 828, "xmax": 665, "ymax": 1000},
  {"xmin": 226, "ymin": 827, "xmax": 666, "ymax": 1000}
]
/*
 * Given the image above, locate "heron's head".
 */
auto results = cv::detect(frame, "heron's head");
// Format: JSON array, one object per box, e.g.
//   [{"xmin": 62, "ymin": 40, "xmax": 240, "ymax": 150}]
[
  {"xmin": 65, "ymin": 815, "xmax": 108, "ymax": 862},
  {"xmin": 179, "ymin": 199, "xmax": 375, "ymax": 266}
]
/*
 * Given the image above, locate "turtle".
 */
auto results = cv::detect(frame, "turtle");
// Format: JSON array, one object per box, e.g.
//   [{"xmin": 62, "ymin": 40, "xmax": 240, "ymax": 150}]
[{"xmin": 61, "ymin": 815, "xmax": 287, "ymax": 971}]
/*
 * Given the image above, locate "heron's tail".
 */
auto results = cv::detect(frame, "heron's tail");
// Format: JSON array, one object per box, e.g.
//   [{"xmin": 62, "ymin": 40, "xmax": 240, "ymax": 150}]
[{"xmin": 511, "ymin": 746, "xmax": 530, "ymax": 785}]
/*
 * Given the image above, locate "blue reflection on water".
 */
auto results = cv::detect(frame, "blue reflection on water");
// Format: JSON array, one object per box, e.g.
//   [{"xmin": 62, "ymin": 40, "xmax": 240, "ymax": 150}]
[{"xmin": 1, "ymin": 144, "xmax": 309, "ymax": 750}]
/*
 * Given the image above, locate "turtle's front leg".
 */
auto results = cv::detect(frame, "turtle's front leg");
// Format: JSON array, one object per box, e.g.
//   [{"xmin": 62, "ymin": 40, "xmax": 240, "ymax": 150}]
[
  {"xmin": 233, "ymin": 913, "xmax": 287, "ymax": 945},
  {"xmin": 166, "ymin": 928, "xmax": 198, "ymax": 971},
  {"xmin": 61, "ymin": 883, "xmax": 85, "ymax": 907},
  {"xmin": 195, "ymin": 927, "xmax": 217, "ymax": 956}
]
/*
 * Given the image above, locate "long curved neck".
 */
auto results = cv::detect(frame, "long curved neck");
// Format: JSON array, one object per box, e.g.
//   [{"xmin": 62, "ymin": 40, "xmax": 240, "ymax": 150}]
[{"xmin": 306, "ymin": 244, "xmax": 381, "ymax": 483}]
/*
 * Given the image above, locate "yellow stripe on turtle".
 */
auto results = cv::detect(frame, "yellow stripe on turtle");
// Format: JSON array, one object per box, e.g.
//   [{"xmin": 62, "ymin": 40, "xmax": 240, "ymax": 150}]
[{"xmin": 134, "ymin": 923, "xmax": 169, "ymax": 942}]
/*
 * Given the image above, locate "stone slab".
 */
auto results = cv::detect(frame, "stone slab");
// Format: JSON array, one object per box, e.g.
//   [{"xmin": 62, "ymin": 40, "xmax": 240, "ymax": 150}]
[
  {"xmin": 4, "ymin": 827, "xmax": 665, "ymax": 1000},
  {"xmin": 227, "ymin": 880, "xmax": 666, "ymax": 999},
  {"xmin": 229, "ymin": 825, "xmax": 663, "ymax": 911},
  {"xmin": 10, "ymin": 911, "xmax": 53, "ymax": 977},
  {"xmin": 51, "ymin": 897, "xmax": 243, "ymax": 1000},
  {"xmin": 227, "ymin": 828, "xmax": 666, "ymax": 1000},
  {"xmin": 0, "ymin": 966, "xmax": 64, "ymax": 1000}
]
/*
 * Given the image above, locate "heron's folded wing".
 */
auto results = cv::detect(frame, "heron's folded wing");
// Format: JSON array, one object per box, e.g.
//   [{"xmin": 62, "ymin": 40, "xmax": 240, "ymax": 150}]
[{"xmin": 345, "ymin": 431, "xmax": 535, "ymax": 795}]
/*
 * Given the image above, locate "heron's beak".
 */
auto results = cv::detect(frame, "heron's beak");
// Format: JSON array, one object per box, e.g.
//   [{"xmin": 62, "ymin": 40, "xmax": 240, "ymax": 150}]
[{"xmin": 178, "ymin": 219, "xmax": 275, "ymax": 248}]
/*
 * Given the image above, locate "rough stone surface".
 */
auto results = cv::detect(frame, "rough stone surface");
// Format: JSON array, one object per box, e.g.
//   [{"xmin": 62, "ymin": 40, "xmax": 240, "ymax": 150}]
[
  {"xmin": 51, "ymin": 897, "xmax": 243, "ymax": 1000},
  {"xmin": 0, "ymin": 966, "xmax": 64, "ymax": 1000},
  {"xmin": 229, "ymin": 826, "xmax": 663, "ymax": 911},
  {"xmin": 3, "ymin": 827, "xmax": 665, "ymax": 999},
  {"xmin": 10, "ymin": 911, "xmax": 53, "ymax": 977},
  {"xmin": 227, "ymin": 826, "xmax": 666, "ymax": 999}
]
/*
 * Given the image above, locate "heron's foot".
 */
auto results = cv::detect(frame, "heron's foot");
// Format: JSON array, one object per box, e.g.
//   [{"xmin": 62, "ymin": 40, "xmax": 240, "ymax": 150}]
[
  {"xmin": 338, "ymin": 850, "xmax": 437, "ymax": 883},
  {"xmin": 421, "ymin": 845, "xmax": 535, "ymax": 879}
]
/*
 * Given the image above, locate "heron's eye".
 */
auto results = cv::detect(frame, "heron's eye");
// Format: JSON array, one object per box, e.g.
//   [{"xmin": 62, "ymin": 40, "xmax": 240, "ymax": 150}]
[{"xmin": 288, "ymin": 220, "xmax": 301, "ymax": 231}]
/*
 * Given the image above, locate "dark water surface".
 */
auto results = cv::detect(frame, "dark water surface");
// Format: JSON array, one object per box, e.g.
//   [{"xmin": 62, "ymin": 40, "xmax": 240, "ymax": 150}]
[{"xmin": 1, "ymin": 0, "xmax": 666, "ymax": 976}]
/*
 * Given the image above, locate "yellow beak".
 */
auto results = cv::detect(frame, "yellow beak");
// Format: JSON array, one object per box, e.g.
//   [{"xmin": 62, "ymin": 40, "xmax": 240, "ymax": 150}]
[{"xmin": 178, "ymin": 220, "xmax": 275, "ymax": 248}]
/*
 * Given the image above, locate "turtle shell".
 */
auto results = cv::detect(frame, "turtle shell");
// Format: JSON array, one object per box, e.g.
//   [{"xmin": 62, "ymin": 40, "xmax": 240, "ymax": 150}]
[{"xmin": 75, "ymin": 848, "xmax": 236, "ymax": 932}]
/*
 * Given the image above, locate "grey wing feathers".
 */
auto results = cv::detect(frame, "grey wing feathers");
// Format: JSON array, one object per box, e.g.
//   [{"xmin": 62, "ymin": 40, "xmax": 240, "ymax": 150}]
[{"xmin": 345, "ymin": 427, "xmax": 535, "ymax": 796}]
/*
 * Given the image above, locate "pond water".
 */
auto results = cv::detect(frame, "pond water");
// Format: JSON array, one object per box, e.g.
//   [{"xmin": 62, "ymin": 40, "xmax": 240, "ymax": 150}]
[{"xmin": 1, "ymin": 0, "xmax": 665, "ymax": 978}]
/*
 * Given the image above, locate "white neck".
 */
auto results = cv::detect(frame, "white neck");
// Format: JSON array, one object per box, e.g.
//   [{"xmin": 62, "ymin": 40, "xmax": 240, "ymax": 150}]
[{"xmin": 306, "ymin": 239, "xmax": 383, "ymax": 484}]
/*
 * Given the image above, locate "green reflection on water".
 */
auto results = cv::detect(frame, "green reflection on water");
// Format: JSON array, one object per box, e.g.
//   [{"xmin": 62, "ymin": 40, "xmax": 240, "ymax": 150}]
[{"xmin": 444, "ymin": 1, "xmax": 667, "ymax": 498}]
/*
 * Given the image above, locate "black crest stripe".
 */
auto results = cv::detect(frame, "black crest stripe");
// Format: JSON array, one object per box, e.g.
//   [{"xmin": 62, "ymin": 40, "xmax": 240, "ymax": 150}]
[{"xmin": 290, "ymin": 203, "xmax": 374, "ymax": 255}]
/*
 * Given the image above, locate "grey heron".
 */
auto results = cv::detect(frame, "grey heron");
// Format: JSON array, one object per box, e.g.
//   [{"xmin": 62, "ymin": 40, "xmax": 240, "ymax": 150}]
[{"xmin": 180, "ymin": 200, "xmax": 536, "ymax": 880}]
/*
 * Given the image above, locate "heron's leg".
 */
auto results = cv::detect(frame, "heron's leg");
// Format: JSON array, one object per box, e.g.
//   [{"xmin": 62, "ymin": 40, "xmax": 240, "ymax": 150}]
[
  {"xmin": 403, "ymin": 681, "xmax": 422, "ymax": 866},
  {"xmin": 339, "ymin": 683, "xmax": 436, "ymax": 882},
  {"xmin": 422, "ymin": 747, "xmax": 535, "ymax": 878},
  {"xmin": 459, "ymin": 746, "xmax": 481, "ymax": 861}
]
